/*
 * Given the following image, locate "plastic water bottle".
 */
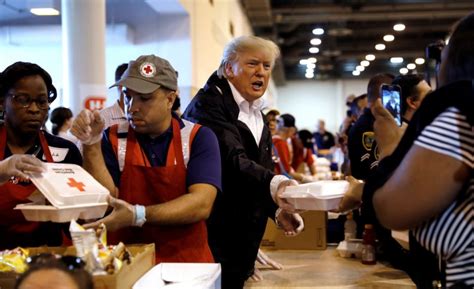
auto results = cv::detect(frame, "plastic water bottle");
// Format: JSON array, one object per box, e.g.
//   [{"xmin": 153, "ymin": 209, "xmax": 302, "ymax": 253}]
[
  {"xmin": 344, "ymin": 212, "xmax": 357, "ymax": 241},
  {"xmin": 361, "ymin": 224, "xmax": 376, "ymax": 265}
]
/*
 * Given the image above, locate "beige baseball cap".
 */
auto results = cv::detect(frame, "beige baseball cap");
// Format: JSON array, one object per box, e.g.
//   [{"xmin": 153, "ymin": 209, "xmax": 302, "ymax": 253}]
[{"xmin": 111, "ymin": 55, "xmax": 177, "ymax": 93}]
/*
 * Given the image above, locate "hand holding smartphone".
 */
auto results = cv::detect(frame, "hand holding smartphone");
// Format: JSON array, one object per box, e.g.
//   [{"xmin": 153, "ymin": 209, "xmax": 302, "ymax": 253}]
[{"xmin": 381, "ymin": 84, "xmax": 402, "ymax": 126}]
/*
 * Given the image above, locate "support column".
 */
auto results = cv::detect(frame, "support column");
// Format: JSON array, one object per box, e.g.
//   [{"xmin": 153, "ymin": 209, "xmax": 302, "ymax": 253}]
[{"xmin": 62, "ymin": 0, "xmax": 106, "ymax": 114}]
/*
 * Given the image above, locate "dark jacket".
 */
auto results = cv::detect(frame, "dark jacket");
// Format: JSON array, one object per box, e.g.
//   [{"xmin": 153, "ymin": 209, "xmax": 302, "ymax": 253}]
[{"xmin": 183, "ymin": 72, "xmax": 277, "ymax": 285}]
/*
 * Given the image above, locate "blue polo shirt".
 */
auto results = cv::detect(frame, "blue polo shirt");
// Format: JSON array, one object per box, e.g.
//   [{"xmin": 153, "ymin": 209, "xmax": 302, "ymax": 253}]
[{"xmin": 101, "ymin": 116, "xmax": 222, "ymax": 192}]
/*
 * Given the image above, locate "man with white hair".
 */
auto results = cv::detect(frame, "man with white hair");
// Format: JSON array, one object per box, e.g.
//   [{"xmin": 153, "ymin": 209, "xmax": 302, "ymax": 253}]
[{"xmin": 184, "ymin": 36, "xmax": 303, "ymax": 289}]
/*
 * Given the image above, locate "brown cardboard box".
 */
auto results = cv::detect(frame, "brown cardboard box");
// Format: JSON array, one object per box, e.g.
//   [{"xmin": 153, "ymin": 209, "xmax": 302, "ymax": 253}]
[
  {"xmin": 261, "ymin": 211, "xmax": 327, "ymax": 250},
  {"xmin": 0, "ymin": 244, "xmax": 155, "ymax": 289}
]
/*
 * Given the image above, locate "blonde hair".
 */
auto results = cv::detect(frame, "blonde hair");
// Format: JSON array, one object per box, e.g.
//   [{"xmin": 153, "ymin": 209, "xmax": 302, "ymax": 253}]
[{"xmin": 217, "ymin": 35, "xmax": 280, "ymax": 79}]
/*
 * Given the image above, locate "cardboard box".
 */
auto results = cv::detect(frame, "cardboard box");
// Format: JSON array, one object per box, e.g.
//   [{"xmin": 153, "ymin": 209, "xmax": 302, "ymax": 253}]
[
  {"xmin": 0, "ymin": 244, "xmax": 155, "ymax": 289},
  {"xmin": 261, "ymin": 211, "xmax": 327, "ymax": 250},
  {"xmin": 133, "ymin": 263, "xmax": 221, "ymax": 289}
]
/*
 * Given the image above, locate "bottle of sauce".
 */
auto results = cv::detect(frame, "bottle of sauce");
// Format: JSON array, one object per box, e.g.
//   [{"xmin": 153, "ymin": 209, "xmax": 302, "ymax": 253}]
[
  {"xmin": 361, "ymin": 224, "xmax": 376, "ymax": 265},
  {"xmin": 344, "ymin": 212, "xmax": 357, "ymax": 240}
]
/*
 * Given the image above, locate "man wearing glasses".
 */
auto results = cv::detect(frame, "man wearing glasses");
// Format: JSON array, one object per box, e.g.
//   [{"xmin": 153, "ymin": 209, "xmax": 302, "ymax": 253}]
[
  {"xmin": 71, "ymin": 55, "xmax": 222, "ymax": 263},
  {"xmin": 0, "ymin": 61, "xmax": 82, "ymax": 250}
]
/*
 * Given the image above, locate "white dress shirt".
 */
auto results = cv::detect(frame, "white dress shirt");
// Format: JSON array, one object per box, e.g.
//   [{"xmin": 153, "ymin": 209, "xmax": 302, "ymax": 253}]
[{"xmin": 228, "ymin": 81, "xmax": 264, "ymax": 145}]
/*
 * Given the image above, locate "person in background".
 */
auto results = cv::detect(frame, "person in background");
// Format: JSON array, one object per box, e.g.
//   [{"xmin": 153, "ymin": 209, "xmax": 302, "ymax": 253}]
[
  {"xmin": 0, "ymin": 62, "xmax": 82, "ymax": 249},
  {"xmin": 265, "ymin": 108, "xmax": 280, "ymax": 136},
  {"xmin": 50, "ymin": 107, "xmax": 81, "ymax": 149},
  {"xmin": 392, "ymin": 74, "xmax": 431, "ymax": 125},
  {"xmin": 171, "ymin": 70, "xmax": 182, "ymax": 117},
  {"xmin": 293, "ymin": 129, "xmax": 317, "ymax": 176},
  {"xmin": 313, "ymin": 119, "xmax": 335, "ymax": 157},
  {"xmin": 71, "ymin": 54, "xmax": 221, "ymax": 264},
  {"xmin": 372, "ymin": 12, "xmax": 474, "ymax": 287},
  {"xmin": 183, "ymin": 36, "xmax": 303, "ymax": 289},
  {"xmin": 100, "ymin": 63, "xmax": 128, "ymax": 129}
]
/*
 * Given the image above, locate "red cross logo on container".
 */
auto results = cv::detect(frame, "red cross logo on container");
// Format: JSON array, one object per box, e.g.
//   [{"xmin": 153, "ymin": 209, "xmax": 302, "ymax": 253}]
[
  {"xmin": 67, "ymin": 178, "xmax": 86, "ymax": 192},
  {"xmin": 140, "ymin": 62, "xmax": 156, "ymax": 78}
]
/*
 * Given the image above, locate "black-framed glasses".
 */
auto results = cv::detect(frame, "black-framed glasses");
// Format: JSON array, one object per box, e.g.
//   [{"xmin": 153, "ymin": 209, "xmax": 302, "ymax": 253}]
[
  {"xmin": 7, "ymin": 93, "xmax": 53, "ymax": 110},
  {"xmin": 26, "ymin": 253, "xmax": 86, "ymax": 271}
]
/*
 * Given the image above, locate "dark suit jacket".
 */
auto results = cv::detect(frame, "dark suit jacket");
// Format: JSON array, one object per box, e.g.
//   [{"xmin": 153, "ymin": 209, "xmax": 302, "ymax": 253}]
[{"xmin": 183, "ymin": 72, "xmax": 277, "ymax": 281}]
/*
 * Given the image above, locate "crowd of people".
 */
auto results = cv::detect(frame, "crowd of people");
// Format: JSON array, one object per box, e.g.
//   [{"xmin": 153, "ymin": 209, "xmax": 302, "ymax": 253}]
[{"xmin": 0, "ymin": 11, "xmax": 472, "ymax": 289}]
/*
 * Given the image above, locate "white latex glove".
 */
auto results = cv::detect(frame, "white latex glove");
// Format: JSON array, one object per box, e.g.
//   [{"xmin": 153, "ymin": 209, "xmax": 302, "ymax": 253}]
[
  {"xmin": 337, "ymin": 176, "xmax": 364, "ymax": 213},
  {"xmin": 301, "ymin": 175, "xmax": 315, "ymax": 183},
  {"xmin": 0, "ymin": 155, "xmax": 46, "ymax": 185},
  {"xmin": 251, "ymin": 249, "xmax": 282, "ymax": 282},
  {"xmin": 276, "ymin": 209, "xmax": 305, "ymax": 236},
  {"xmin": 70, "ymin": 109, "xmax": 105, "ymax": 145},
  {"xmin": 275, "ymin": 179, "xmax": 299, "ymax": 213}
]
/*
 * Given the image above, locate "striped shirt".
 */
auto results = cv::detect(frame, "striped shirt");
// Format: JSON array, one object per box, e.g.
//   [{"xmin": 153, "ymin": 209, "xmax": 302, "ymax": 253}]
[
  {"xmin": 413, "ymin": 107, "xmax": 474, "ymax": 287},
  {"xmin": 100, "ymin": 101, "xmax": 127, "ymax": 129}
]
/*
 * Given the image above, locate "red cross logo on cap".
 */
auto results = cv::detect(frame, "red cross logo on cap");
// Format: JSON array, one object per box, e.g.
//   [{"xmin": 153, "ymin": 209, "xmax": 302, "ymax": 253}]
[
  {"xmin": 140, "ymin": 62, "xmax": 156, "ymax": 78},
  {"xmin": 67, "ymin": 178, "xmax": 86, "ymax": 192}
]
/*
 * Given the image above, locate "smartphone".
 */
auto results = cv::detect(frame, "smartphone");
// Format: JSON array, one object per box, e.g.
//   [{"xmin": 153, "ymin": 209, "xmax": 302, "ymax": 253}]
[{"xmin": 381, "ymin": 84, "xmax": 402, "ymax": 126}]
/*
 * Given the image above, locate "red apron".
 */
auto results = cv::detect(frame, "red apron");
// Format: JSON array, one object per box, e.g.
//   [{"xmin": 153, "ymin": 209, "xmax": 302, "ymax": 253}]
[
  {"xmin": 0, "ymin": 126, "xmax": 54, "ymax": 248},
  {"xmin": 108, "ymin": 118, "xmax": 214, "ymax": 263}
]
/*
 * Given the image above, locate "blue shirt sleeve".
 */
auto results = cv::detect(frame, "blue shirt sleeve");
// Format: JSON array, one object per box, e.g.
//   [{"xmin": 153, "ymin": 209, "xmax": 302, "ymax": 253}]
[
  {"xmin": 186, "ymin": 126, "xmax": 222, "ymax": 192},
  {"xmin": 101, "ymin": 128, "xmax": 121, "ymax": 187}
]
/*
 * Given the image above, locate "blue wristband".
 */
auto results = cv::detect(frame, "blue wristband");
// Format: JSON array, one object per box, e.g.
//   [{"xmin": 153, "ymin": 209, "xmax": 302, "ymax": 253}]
[{"xmin": 134, "ymin": 205, "xmax": 147, "ymax": 227}]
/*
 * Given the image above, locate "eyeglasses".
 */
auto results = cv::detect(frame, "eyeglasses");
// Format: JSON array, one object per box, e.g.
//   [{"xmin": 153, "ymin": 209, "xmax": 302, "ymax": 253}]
[
  {"xmin": 26, "ymin": 253, "xmax": 86, "ymax": 271},
  {"xmin": 7, "ymin": 93, "xmax": 53, "ymax": 109}
]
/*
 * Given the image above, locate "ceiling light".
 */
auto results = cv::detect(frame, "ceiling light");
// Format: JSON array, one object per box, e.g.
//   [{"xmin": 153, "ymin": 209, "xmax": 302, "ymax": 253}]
[
  {"xmin": 415, "ymin": 58, "xmax": 425, "ymax": 65},
  {"xmin": 375, "ymin": 43, "xmax": 386, "ymax": 50},
  {"xmin": 305, "ymin": 73, "xmax": 314, "ymax": 79},
  {"xmin": 407, "ymin": 63, "xmax": 416, "ymax": 70},
  {"xmin": 306, "ymin": 68, "xmax": 314, "ymax": 74},
  {"xmin": 299, "ymin": 59, "xmax": 309, "ymax": 65},
  {"xmin": 312, "ymin": 28, "xmax": 324, "ymax": 35},
  {"xmin": 365, "ymin": 54, "xmax": 376, "ymax": 61},
  {"xmin": 356, "ymin": 65, "xmax": 365, "ymax": 72},
  {"xmin": 383, "ymin": 34, "xmax": 395, "ymax": 42},
  {"xmin": 309, "ymin": 47, "xmax": 320, "ymax": 54},
  {"xmin": 399, "ymin": 68, "xmax": 408, "ymax": 75},
  {"xmin": 390, "ymin": 57, "xmax": 404, "ymax": 64},
  {"xmin": 30, "ymin": 8, "xmax": 60, "ymax": 16},
  {"xmin": 361, "ymin": 60, "xmax": 370, "ymax": 67},
  {"xmin": 352, "ymin": 70, "xmax": 360, "ymax": 76},
  {"xmin": 307, "ymin": 57, "xmax": 317, "ymax": 63},
  {"xmin": 310, "ymin": 38, "xmax": 322, "ymax": 45},
  {"xmin": 307, "ymin": 63, "xmax": 316, "ymax": 69},
  {"xmin": 393, "ymin": 23, "xmax": 405, "ymax": 31}
]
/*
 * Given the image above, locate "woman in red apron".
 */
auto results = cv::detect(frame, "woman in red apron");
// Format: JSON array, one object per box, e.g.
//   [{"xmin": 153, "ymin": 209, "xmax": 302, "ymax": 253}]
[{"xmin": 0, "ymin": 62, "xmax": 82, "ymax": 249}]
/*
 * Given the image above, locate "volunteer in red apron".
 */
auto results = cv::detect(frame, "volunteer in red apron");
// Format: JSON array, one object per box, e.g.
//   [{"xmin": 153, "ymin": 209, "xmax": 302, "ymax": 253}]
[
  {"xmin": 71, "ymin": 55, "xmax": 221, "ymax": 263},
  {"xmin": 0, "ymin": 62, "xmax": 83, "ymax": 249}
]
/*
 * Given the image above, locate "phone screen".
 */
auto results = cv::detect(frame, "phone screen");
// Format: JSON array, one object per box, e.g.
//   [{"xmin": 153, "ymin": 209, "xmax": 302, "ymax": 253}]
[{"xmin": 381, "ymin": 84, "xmax": 402, "ymax": 126}]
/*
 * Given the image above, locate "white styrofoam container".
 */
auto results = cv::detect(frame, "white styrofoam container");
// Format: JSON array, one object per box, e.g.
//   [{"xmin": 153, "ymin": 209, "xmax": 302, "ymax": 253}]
[
  {"xmin": 14, "ymin": 203, "xmax": 108, "ymax": 223},
  {"xmin": 29, "ymin": 163, "xmax": 109, "ymax": 206},
  {"xmin": 14, "ymin": 163, "xmax": 110, "ymax": 222},
  {"xmin": 280, "ymin": 180, "xmax": 349, "ymax": 211},
  {"xmin": 133, "ymin": 263, "xmax": 221, "ymax": 289}
]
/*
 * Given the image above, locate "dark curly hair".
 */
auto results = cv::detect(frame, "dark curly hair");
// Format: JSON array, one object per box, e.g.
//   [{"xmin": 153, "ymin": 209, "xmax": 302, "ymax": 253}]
[{"xmin": 0, "ymin": 61, "xmax": 57, "ymax": 103}]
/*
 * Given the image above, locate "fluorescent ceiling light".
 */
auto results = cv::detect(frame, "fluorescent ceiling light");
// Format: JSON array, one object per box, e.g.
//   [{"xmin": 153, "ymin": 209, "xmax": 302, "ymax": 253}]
[
  {"xmin": 310, "ymin": 38, "xmax": 322, "ymax": 45},
  {"xmin": 407, "ymin": 63, "xmax": 416, "ymax": 70},
  {"xmin": 352, "ymin": 70, "xmax": 360, "ymax": 76},
  {"xmin": 307, "ymin": 63, "xmax": 316, "ymax": 69},
  {"xmin": 399, "ymin": 67, "xmax": 408, "ymax": 74},
  {"xmin": 309, "ymin": 47, "xmax": 320, "ymax": 54},
  {"xmin": 312, "ymin": 28, "xmax": 324, "ymax": 35},
  {"xmin": 365, "ymin": 54, "xmax": 376, "ymax": 61},
  {"xmin": 393, "ymin": 23, "xmax": 405, "ymax": 31},
  {"xmin": 415, "ymin": 58, "xmax": 425, "ymax": 65},
  {"xmin": 30, "ymin": 8, "xmax": 59, "ymax": 16},
  {"xmin": 375, "ymin": 43, "xmax": 386, "ymax": 50},
  {"xmin": 390, "ymin": 57, "xmax": 404, "ymax": 63},
  {"xmin": 299, "ymin": 59, "xmax": 309, "ymax": 65},
  {"xmin": 307, "ymin": 57, "xmax": 317, "ymax": 63},
  {"xmin": 356, "ymin": 65, "xmax": 365, "ymax": 72},
  {"xmin": 361, "ymin": 60, "xmax": 370, "ymax": 67},
  {"xmin": 383, "ymin": 34, "xmax": 395, "ymax": 42}
]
